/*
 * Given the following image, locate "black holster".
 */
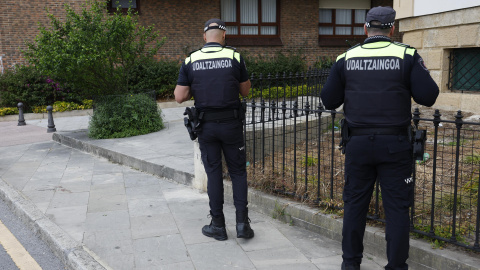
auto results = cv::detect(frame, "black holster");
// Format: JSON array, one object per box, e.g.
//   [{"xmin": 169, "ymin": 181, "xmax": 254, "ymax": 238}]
[
  {"xmin": 412, "ymin": 128, "xmax": 427, "ymax": 161},
  {"xmin": 339, "ymin": 119, "xmax": 349, "ymax": 154},
  {"xmin": 183, "ymin": 107, "xmax": 202, "ymax": 141}
]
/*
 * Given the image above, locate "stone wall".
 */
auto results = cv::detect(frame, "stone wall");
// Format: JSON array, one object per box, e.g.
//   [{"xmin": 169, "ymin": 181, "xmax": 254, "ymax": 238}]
[{"xmin": 400, "ymin": 6, "xmax": 480, "ymax": 113}]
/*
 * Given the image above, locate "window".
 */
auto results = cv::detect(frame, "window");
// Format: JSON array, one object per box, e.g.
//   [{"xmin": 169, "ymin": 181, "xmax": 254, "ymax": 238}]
[
  {"xmin": 318, "ymin": 9, "xmax": 367, "ymax": 46},
  {"xmin": 221, "ymin": 0, "xmax": 282, "ymax": 46},
  {"xmin": 108, "ymin": 0, "xmax": 139, "ymax": 13},
  {"xmin": 448, "ymin": 48, "xmax": 480, "ymax": 92}
]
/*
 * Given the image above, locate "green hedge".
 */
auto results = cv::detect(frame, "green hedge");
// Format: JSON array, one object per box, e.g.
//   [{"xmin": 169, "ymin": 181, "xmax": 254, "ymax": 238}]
[
  {"xmin": 128, "ymin": 59, "xmax": 180, "ymax": 99},
  {"xmin": 247, "ymin": 84, "xmax": 316, "ymax": 99},
  {"xmin": 0, "ymin": 66, "xmax": 80, "ymax": 112},
  {"xmin": 32, "ymin": 100, "xmax": 93, "ymax": 113},
  {"xmin": 88, "ymin": 93, "xmax": 164, "ymax": 139},
  {"xmin": 0, "ymin": 107, "xmax": 19, "ymax": 116},
  {"xmin": 244, "ymin": 51, "xmax": 307, "ymax": 77}
]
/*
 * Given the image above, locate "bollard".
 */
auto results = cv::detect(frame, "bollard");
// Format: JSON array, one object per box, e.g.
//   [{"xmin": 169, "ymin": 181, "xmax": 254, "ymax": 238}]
[
  {"xmin": 17, "ymin": 102, "xmax": 26, "ymax": 126},
  {"xmin": 46, "ymin": 105, "xmax": 57, "ymax": 133}
]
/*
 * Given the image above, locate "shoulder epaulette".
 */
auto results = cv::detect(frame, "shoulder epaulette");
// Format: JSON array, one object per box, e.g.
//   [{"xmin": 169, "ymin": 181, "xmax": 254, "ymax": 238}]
[
  {"xmin": 224, "ymin": 45, "xmax": 237, "ymax": 51},
  {"xmin": 393, "ymin": 41, "xmax": 412, "ymax": 48},
  {"xmin": 188, "ymin": 48, "xmax": 201, "ymax": 56},
  {"xmin": 347, "ymin": 43, "xmax": 361, "ymax": 51}
]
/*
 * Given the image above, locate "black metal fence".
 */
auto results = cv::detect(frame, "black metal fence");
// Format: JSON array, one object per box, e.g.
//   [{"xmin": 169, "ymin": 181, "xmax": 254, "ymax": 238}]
[{"xmin": 242, "ymin": 69, "xmax": 480, "ymax": 251}]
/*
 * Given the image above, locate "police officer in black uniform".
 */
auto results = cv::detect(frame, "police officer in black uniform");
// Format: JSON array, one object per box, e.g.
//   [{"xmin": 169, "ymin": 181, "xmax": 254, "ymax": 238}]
[
  {"xmin": 174, "ymin": 18, "xmax": 254, "ymax": 241},
  {"xmin": 320, "ymin": 6, "xmax": 439, "ymax": 270}
]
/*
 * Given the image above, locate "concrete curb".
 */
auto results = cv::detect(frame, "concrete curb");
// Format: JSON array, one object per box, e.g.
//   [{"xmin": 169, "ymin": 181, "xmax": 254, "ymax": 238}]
[
  {"xmin": 223, "ymin": 182, "xmax": 480, "ymax": 270},
  {"xmin": 0, "ymin": 178, "xmax": 108, "ymax": 270},
  {"xmin": 52, "ymin": 133, "xmax": 480, "ymax": 270},
  {"xmin": 52, "ymin": 132, "xmax": 194, "ymax": 186}
]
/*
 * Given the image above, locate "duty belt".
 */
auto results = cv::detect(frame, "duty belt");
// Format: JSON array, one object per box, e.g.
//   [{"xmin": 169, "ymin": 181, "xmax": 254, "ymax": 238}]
[
  {"xmin": 201, "ymin": 110, "xmax": 239, "ymax": 122},
  {"xmin": 348, "ymin": 127, "xmax": 409, "ymax": 136}
]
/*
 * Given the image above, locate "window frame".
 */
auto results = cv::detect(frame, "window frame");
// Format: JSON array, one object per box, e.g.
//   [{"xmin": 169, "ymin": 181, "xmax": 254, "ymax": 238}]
[
  {"xmin": 448, "ymin": 48, "xmax": 480, "ymax": 92},
  {"xmin": 223, "ymin": 0, "xmax": 282, "ymax": 46},
  {"xmin": 318, "ymin": 8, "xmax": 367, "ymax": 47},
  {"xmin": 108, "ymin": 0, "xmax": 140, "ymax": 14}
]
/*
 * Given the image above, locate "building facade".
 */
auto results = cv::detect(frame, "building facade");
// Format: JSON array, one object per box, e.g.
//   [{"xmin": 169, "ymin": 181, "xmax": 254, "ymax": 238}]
[
  {"xmin": 0, "ymin": 0, "xmax": 399, "ymax": 71},
  {"xmin": 394, "ymin": 0, "xmax": 480, "ymax": 112}
]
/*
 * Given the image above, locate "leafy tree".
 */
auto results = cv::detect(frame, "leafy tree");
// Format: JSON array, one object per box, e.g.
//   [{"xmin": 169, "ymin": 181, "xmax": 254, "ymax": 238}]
[{"xmin": 24, "ymin": 0, "xmax": 165, "ymax": 98}]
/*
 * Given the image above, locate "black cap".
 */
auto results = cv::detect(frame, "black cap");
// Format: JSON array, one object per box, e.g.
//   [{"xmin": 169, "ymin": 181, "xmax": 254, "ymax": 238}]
[
  {"xmin": 365, "ymin": 6, "xmax": 396, "ymax": 29},
  {"xmin": 204, "ymin": 18, "xmax": 226, "ymax": 32}
]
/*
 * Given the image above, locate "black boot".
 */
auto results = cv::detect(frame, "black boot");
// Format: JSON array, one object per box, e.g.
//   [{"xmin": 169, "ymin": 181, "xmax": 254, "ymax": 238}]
[
  {"xmin": 341, "ymin": 262, "xmax": 360, "ymax": 270},
  {"xmin": 236, "ymin": 209, "xmax": 254, "ymax": 239},
  {"xmin": 202, "ymin": 212, "xmax": 228, "ymax": 241}
]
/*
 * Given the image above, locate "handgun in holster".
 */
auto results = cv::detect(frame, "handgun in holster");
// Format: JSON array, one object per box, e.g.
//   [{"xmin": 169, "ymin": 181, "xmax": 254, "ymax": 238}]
[
  {"xmin": 412, "ymin": 128, "xmax": 427, "ymax": 161},
  {"xmin": 183, "ymin": 107, "xmax": 202, "ymax": 141},
  {"xmin": 339, "ymin": 119, "xmax": 349, "ymax": 154}
]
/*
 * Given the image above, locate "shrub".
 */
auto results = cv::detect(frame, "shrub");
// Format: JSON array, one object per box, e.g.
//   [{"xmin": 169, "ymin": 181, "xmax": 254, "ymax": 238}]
[
  {"xmin": 0, "ymin": 66, "xmax": 78, "ymax": 112},
  {"xmin": 0, "ymin": 107, "xmax": 19, "ymax": 116},
  {"xmin": 24, "ymin": 0, "xmax": 165, "ymax": 98},
  {"xmin": 32, "ymin": 100, "xmax": 93, "ymax": 113},
  {"xmin": 314, "ymin": 56, "xmax": 335, "ymax": 70},
  {"xmin": 247, "ymin": 84, "xmax": 311, "ymax": 99},
  {"xmin": 88, "ymin": 93, "xmax": 164, "ymax": 139},
  {"xmin": 244, "ymin": 51, "xmax": 307, "ymax": 77},
  {"xmin": 128, "ymin": 59, "xmax": 180, "ymax": 99}
]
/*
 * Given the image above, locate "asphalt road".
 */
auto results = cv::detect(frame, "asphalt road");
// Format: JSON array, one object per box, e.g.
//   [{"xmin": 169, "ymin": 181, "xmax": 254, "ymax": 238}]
[{"xmin": 0, "ymin": 198, "xmax": 67, "ymax": 270}]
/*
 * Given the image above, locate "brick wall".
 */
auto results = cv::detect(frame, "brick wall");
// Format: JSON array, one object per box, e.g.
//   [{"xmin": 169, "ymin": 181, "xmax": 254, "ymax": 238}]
[
  {"xmin": 0, "ymin": 0, "xmax": 84, "ymax": 70},
  {"xmin": 1, "ymin": 0, "xmax": 400, "ymax": 70},
  {"xmin": 140, "ymin": 0, "xmax": 219, "ymax": 61}
]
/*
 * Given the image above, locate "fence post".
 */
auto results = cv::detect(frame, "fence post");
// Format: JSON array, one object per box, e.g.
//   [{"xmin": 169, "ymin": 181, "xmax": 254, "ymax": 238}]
[
  {"xmin": 430, "ymin": 109, "xmax": 442, "ymax": 236},
  {"xmin": 451, "ymin": 110, "xmax": 464, "ymax": 243},
  {"xmin": 411, "ymin": 108, "xmax": 421, "ymax": 229},
  {"xmin": 315, "ymin": 104, "xmax": 323, "ymax": 204},
  {"xmin": 304, "ymin": 101, "xmax": 310, "ymax": 199},
  {"xmin": 17, "ymin": 102, "xmax": 26, "ymax": 126},
  {"xmin": 271, "ymin": 100, "xmax": 276, "ymax": 171},
  {"xmin": 330, "ymin": 110, "xmax": 337, "ymax": 200},
  {"xmin": 46, "ymin": 105, "xmax": 57, "ymax": 133}
]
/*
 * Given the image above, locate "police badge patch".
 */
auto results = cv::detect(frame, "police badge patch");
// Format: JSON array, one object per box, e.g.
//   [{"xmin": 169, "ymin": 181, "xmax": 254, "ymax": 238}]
[{"xmin": 419, "ymin": 58, "xmax": 429, "ymax": 72}]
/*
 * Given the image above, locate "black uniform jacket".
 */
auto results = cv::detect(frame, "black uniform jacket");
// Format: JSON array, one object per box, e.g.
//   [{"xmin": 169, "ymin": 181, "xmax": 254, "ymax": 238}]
[{"xmin": 321, "ymin": 36, "xmax": 439, "ymax": 128}]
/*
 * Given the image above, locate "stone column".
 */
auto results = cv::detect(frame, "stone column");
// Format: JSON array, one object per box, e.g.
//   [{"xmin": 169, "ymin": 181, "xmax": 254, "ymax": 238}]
[{"xmin": 192, "ymin": 139, "xmax": 208, "ymax": 192}]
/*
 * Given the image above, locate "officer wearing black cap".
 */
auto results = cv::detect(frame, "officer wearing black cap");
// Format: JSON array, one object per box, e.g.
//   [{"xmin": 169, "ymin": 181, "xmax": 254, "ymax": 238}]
[
  {"xmin": 174, "ymin": 18, "xmax": 254, "ymax": 241},
  {"xmin": 321, "ymin": 6, "xmax": 439, "ymax": 270}
]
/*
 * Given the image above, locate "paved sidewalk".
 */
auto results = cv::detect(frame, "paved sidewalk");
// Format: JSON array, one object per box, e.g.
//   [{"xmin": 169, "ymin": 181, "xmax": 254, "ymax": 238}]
[
  {"xmin": 0, "ymin": 106, "xmax": 389, "ymax": 270},
  {"xmin": 1, "ymin": 105, "xmax": 479, "ymax": 270}
]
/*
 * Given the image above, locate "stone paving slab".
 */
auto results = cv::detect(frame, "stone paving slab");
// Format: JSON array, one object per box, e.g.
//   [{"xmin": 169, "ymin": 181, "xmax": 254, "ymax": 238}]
[
  {"xmin": 0, "ymin": 121, "xmax": 52, "ymax": 147},
  {"xmin": 0, "ymin": 141, "xmax": 387, "ymax": 270},
  {"xmin": 1, "ymin": 105, "xmax": 480, "ymax": 270}
]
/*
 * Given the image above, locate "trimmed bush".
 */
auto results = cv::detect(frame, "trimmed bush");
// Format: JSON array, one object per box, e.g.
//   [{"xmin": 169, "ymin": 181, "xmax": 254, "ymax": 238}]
[
  {"xmin": 244, "ymin": 51, "xmax": 307, "ymax": 77},
  {"xmin": 0, "ymin": 66, "xmax": 78, "ymax": 112},
  {"xmin": 88, "ymin": 93, "xmax": 164, "ymax": 139},
  {"xmin": 128, "ymin": 59, "xmax": 180, "ymax": 99},
  {"xmin": 0, "ymin": 107, "xmax": 19, "ymax": 116},
  {"xmin": 32, "ymin": 100, "xmax": 93, "ymax": 113},
  {"xmin": 247, "ymin": 84, "xmax": 313, "ymax": 99}
]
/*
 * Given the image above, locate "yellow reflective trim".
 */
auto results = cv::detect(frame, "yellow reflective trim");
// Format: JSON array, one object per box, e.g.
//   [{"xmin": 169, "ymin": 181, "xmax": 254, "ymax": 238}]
[
  {"xmin": 336, "ymin": 53, "xmax": 346, "ymax": 62},
  {"xmin": 185, "ymin": 57, "xmax": 191, "ymax": 64},
  {"xmin": 190, "ymin": 48, "xmax": 235, "ymax": 63},
  {"xmin": 406, "ymin": 48, "xmax": 415, "ymax": 56},
  {"xmin": 346, "ymin": 42, "xmax": 406, "ymax": 60},
  {"xmin": 234, "ymin": 52, "xmax": 240, "ymax": 63}
]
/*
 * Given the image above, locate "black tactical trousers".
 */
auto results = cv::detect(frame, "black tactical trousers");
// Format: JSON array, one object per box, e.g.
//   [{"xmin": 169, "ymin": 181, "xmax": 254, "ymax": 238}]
[
  {"xmin": 197, "ymin": 120, "xmax": 248, "ymax": 217},
  {"xmin": 342, "ymin": 134, "xmax": 413, "ymax": 270}
]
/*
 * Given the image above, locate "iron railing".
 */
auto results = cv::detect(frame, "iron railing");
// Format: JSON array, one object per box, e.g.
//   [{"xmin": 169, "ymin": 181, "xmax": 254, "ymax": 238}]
[{"xmin": 242, "ymin": 70, "xmax": 480, "ymax": 251}]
